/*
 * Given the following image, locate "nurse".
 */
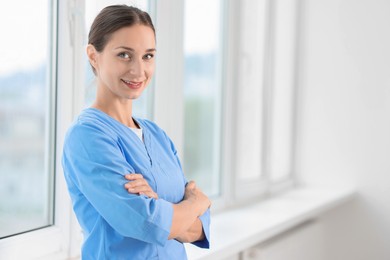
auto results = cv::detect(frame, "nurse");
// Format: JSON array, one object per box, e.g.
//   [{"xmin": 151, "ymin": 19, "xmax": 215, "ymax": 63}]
[{"xmin": 62, "ymin": 5, "xmax": 211, "ymax": 259}]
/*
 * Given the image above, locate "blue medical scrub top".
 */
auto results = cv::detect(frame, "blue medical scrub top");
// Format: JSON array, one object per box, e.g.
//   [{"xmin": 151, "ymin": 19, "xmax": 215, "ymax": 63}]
[{"xmin": 62, "ymin": 108, "xmax": 210, "ymax": 260}]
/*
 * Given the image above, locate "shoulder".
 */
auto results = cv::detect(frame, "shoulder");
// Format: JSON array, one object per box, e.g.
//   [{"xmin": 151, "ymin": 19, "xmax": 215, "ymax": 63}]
[
  {"xmin": 136, "ymin": 118, "xmax": 166, "ymax": 136},
  {"xmin": 136, "ymin": 118, "xmax": 174, "ymax": 144},
  {"xmin": 136, "ymin": 118, "xmax": 177, "ymax": 149},
  {"xmin": 64, "ymin": 109, "xmax": 117, "ymax": 146}
]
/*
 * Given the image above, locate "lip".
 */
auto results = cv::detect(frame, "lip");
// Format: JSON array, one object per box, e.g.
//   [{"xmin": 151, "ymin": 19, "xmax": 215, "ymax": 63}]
[{"xmin": 122, "ymin": 79, "xmax": 143, "ymax": 90}]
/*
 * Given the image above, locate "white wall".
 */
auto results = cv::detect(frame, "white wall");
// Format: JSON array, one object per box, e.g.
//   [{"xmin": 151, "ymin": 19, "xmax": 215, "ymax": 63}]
[
  {"xmin": 296, "ymin": 0, "xmax": 390, "ymax": 259},
  {"xmin": 242, "ymin": 221, "xmax": 325, "ymax": 260}
]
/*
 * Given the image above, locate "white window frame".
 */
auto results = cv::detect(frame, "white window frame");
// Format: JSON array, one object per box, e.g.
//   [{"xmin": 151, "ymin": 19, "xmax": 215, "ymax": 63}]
[
  {"xmin": 265, "ymin": 0, "xmax": 299, "ymax": 194},
  {"xmin": 153, "ymin": 0, "xmax": 185, "ymax": 154},
  {"xmin": 230, "ymin": 0, "xmax": 299, "ymax": 205},
  {"xmin": 0, "ymin": 0, "xmax": 83, "ymax": 259},
  {"xmin": 230, "ymin": 0, "xmax": 270, "ymax": 203}
]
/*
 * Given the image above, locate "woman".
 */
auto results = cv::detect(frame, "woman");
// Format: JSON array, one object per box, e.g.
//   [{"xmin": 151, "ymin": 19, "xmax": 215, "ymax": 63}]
[{"xmin": 62, "ymin": 5, "xmax": 211, "ymax": 259}]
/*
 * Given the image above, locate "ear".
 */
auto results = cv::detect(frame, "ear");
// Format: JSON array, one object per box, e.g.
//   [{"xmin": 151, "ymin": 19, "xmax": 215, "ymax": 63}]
[{"xmin": 86, "ymin": 44, "xmax": 99, "ymax": 69}]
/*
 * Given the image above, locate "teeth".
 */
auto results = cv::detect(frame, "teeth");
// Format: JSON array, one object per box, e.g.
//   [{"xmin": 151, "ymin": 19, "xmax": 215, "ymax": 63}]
[{"xmin": 123, "ymin": 80, "xmax": 140, "ymax": 85}]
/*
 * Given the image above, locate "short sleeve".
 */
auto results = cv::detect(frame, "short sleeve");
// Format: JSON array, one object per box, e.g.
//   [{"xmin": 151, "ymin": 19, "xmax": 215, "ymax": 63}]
[{"xmin": 62, "ymin": 123, "xmax": 173, "ymax": 246}]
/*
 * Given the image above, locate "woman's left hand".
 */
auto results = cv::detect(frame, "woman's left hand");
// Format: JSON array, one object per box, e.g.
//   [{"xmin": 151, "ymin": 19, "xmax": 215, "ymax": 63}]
[{"xmin": 124, "ymin": 173, "xmax": 158, "ymax": 199}]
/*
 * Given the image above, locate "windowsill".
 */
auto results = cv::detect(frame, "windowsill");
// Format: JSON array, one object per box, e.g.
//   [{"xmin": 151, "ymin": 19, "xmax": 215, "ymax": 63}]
[
  {"xmin": 185, "ymin": 185, "xmax": 356, "ymax": 260},
  {"xmin": 33, "ymin": 186, "xmax": 355, "ymax": 260}
]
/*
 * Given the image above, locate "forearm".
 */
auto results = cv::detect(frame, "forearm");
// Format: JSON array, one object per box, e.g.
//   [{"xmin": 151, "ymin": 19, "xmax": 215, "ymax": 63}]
[
  {"xmin": 176, "ymin": 218, "xmax": 204, "ymax": 243},
  {"xmin": 168, "ymin": 200, "xmax": 200, "ymax": 239},
  {"xmin": 167, "ymin": 180, "xmax": 210, "ymax": 241}
]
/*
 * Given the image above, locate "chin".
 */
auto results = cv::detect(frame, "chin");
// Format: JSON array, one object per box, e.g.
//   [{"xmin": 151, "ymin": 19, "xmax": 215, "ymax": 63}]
[
  {"xmin": 129, "ymin": 88, "xmax": 146, "ymax": 100},
  {"xmin": 127, "ymin": 93, "xmax": 142, "ymax": 100}
]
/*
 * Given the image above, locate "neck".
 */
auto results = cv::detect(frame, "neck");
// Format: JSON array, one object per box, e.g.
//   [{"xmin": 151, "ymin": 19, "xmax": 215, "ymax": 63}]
[{"xmin": 92, "ymin": 89, "xmax": 137, "ymax": 128}]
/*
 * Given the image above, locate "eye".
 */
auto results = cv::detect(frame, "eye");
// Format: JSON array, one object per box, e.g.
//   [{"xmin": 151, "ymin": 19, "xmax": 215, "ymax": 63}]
[
  {"xmin": 118, "ymin": 52, "xmax": 130, "ymax": 59},
  {"xmin": 143, "ymin": 53, "xmax": 154, "ymax": 60}
]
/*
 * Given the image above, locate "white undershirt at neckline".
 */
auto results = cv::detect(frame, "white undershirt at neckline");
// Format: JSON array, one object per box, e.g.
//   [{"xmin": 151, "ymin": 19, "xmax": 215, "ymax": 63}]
[{"xmin": 129, "ymin": 127, "xmax": 143, "ymax": 142}]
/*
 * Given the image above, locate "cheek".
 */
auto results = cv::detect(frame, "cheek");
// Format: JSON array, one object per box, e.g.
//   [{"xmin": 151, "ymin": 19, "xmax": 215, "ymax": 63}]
[
  {"xmin": 145, "ymin": 63, "xmax": 155, "ymax": 77},
  {"xmin": 103, "ymin": 61, "xmax": 126, "ymax": 78}
]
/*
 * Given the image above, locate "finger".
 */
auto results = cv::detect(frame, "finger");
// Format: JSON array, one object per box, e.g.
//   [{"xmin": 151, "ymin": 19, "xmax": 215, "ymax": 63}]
[
  {"xmin": 127, "ymin": 185, "xmax": 151, "ymax": 193},
  {"xmin": 186, "ymin": 180, "xmax": 196, "ymax": 190},
  {"xmin": 129, "ymin": 187, "xmax": 158, "ymax": 199},
  {"xmin": 139, "ymin": 191, "xmax": 158, "ymax": 200},
  {"xmin": 124, "ymin": 173, "xmax": 143, "ymax": 180},
  {"xmin": 125, "ymin": 179, "xmax": 148, "ymax": 189}
]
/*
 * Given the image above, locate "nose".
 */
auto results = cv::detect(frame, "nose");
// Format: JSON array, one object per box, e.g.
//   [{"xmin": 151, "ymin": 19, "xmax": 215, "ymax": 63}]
[{"xmin": 129, "ymin": 58, "xmax": 144, "ymax": 78}]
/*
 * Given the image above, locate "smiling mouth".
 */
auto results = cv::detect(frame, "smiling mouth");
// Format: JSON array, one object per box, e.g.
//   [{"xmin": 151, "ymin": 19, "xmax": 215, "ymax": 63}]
[{"xmin": 122, "ymin": 79, "xmax": 143, "ymax": 89}]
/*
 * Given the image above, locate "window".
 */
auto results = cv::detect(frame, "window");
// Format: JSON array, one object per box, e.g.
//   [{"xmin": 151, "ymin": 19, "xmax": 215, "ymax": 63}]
[
  {"xmin": 235, "ymin": 0, "xmax": 268, "ymax": 184},
  {"xmin": 233, "ymin": 0, "xmax": 298, "ymax": 200},
  {"xmin": 268, "ymin": 0, "xmax": 298, "ymax": 182},
  {"xmin": 0, "ymin": 0, "xmax": 55, "ymax": 238},
  {"xmin": 183, "ymin": 0, "xmax": 223, "ymax": 197},
  {"xmin": 232, "ymin": 0, "xmax": 270, "ymax": 200},
  {"xmin": 0, "ymin": 1, "xmax": 300, "ymax": 258},
  {"xmin": 181, "ymin": 0, "xmax": 298, "ymax": 203}
]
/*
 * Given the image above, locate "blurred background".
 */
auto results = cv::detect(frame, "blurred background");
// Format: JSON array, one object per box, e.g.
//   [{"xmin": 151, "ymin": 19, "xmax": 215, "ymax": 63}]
[{"xmin": 0, "ymin": 0, "xmax": 389, "ymax": 259}]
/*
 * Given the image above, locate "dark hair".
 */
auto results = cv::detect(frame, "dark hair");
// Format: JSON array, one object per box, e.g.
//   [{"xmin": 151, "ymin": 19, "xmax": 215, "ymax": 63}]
[{"xmin": 88, "ymin": 5, "xmax": 155, "ymax": 74}]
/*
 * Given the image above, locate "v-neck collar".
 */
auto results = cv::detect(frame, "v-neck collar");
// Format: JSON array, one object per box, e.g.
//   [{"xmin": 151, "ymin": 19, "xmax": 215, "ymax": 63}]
[{"xmin": 85, "ymin": 108, "xmax": 153, "ymax": 165}]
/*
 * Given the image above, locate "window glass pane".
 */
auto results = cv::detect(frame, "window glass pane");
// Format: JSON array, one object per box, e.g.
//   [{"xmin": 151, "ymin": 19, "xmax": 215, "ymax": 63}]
[
  {"xmin": 183, "ymin": 0, "xmax": 223, "ymax": 197},
  {"xmin": 0, "ymin": 0, "xmax": 54, "ymax": 238},
  {"xmin": 84, "ymin": 0, "xmax": 153, "ymax": 118},
  {"xmin": 269, "ymin": 0, "xmax": 297, "ymax": 182}
]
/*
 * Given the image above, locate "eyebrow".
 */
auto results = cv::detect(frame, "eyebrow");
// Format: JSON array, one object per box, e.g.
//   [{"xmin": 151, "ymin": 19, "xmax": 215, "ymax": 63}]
[{"xmin": 115, "ymin": 46, "xmax": 156, "ymax": 52}]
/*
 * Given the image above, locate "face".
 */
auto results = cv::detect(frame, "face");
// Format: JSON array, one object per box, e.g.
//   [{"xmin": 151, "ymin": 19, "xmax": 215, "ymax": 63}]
[{"xmin": 87, "ymin": 24, "xmax": 156, "ymax": 101}]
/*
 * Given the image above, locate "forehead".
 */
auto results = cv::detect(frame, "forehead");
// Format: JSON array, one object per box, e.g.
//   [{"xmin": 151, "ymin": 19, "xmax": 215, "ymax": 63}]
[{"xmin": 106, "ymin": 25, "xmax": 156, "ymax": 50}]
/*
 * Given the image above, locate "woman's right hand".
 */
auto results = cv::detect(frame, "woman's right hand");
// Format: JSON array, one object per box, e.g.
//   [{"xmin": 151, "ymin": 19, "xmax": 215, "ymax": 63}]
[{"xmin": 184, "ymin": 181, "xmax": 211, "ymax": 216}]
